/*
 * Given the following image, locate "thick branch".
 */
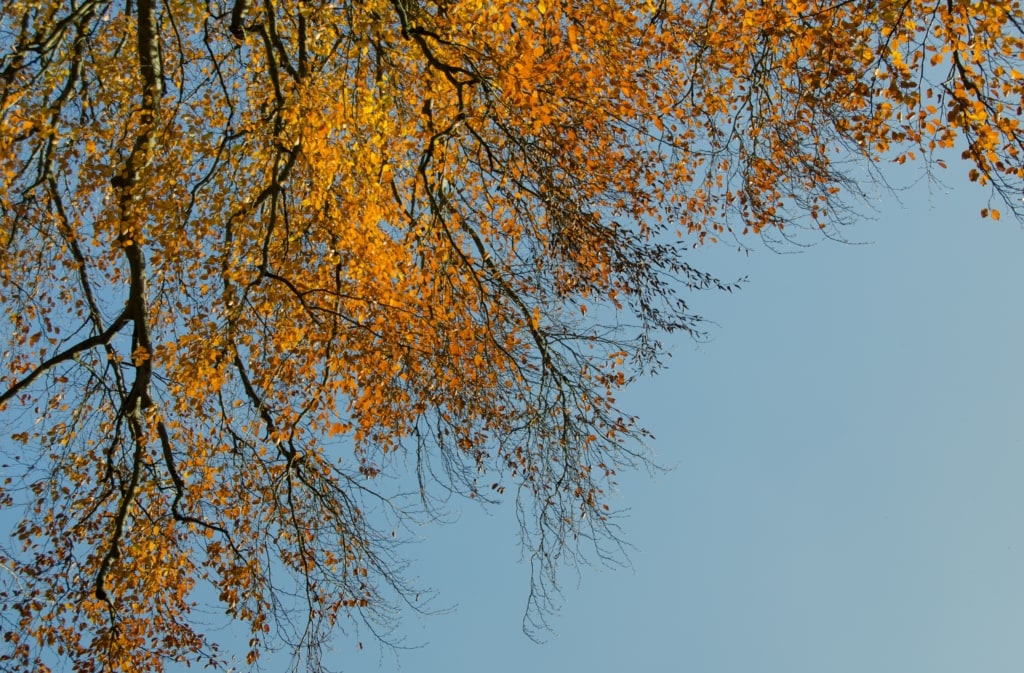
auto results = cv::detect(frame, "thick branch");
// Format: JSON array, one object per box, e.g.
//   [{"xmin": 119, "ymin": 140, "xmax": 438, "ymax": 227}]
[
  {"xmin": 95, "ymin": 0, "xmax": 163, "ymax": 606},
  {"xmin": 0, "ymin": 310, "xmax": 129, "ymax": 408}
]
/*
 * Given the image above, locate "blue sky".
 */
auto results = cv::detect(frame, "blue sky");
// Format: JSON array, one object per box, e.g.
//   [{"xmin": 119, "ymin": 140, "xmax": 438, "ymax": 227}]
[
  {"xmin": 305, "ymin": 167, "xmax": 1024, "ymax": 673},
  {"xmin": 114, "ymin": 159, "xmax": 1023, "ymax": 672}
]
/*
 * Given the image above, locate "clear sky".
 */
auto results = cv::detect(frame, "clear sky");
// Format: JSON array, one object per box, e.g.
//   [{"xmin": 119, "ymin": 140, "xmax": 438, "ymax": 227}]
[
  {"xmin": 94, "ymin": 155, "xmax": 1021, "ymax": 672},
  {"xmin": 296, "ymin": 164, "xmax": 1024, "ymax": 673}
]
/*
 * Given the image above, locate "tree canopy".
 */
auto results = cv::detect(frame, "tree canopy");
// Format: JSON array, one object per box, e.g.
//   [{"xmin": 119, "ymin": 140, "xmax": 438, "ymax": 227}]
[{"xmin": 1, "ymin": 0, "xmax": 1021, "ymax": 670}]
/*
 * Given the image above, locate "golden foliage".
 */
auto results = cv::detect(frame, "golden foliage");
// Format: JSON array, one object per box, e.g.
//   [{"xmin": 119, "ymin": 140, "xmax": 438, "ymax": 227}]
[{"xmin": 1, "ymin": 0, "xmax": 1021, "ymax": 669}]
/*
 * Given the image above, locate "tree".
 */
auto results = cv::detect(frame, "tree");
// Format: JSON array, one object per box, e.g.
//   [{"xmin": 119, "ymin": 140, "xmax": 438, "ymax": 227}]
[{"xmin": 0, "ymin": 0, "xmax": 1021, "ymax": 669}]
